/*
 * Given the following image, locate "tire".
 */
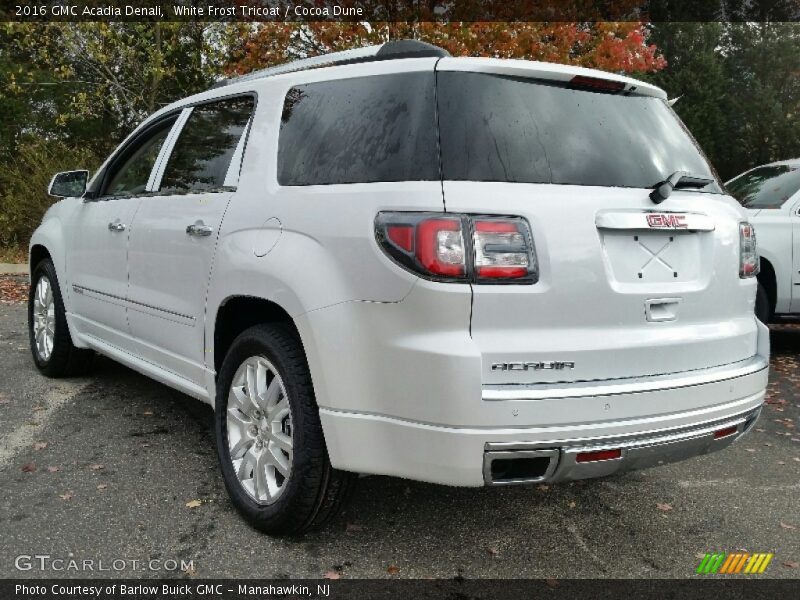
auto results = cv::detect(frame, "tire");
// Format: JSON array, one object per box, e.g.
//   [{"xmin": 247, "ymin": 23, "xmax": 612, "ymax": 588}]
[
  {"xmin": 28, "ymin": 258, "xmax": 94, "ymax": 377},
  {"xmin": 214, "ymin": 323, "xmax": 355, "ymax": 535},
  {"xmin": 755, "ymin": 281, "xmax": 770, "ymax": 324}
]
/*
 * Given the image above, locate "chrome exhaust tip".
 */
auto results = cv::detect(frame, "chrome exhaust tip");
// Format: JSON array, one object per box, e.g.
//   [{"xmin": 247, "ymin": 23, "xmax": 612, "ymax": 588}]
[{"xmin": 483, "ymin": 449, "xmax": 559, "ymax": 486}]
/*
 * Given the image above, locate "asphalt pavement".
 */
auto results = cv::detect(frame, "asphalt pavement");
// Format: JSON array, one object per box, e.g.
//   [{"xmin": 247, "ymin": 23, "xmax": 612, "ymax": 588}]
[{"xmin": 0, "ymin": 299, "xmax": 797, "ymax": 579}]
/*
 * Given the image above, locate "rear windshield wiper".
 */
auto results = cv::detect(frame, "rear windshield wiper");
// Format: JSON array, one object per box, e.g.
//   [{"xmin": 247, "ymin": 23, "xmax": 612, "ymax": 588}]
[{"xmin": 650, "ymin": 170, "xmax": 714, "ymax": 204}]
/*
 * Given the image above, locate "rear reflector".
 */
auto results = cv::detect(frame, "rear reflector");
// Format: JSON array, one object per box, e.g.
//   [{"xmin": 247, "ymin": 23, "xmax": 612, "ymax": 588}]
[
  {"xmin": 714, "ymin": 426, "xmax": 738, "ymax": 439},
  {"xmin": 575, "ymin": 449, "xmax": 622, "ymax": 463}
]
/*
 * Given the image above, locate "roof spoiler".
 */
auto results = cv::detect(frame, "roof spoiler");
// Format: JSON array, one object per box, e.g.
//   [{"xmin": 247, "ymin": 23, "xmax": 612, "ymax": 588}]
[{"xmin": 212, "ymin": 39, "xmax": 449, "ymax": 89}]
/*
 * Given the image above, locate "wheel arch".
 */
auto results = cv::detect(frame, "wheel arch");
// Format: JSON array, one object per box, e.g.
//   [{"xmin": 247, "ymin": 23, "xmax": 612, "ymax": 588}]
[
  {"xmin": 211, "ymin": 295, "xmax": 303, "ymax": 377},
  {"xmin": 29, "ymin": 244, "xmax": 52, "ymax": 273},
  {"xmin": 758, "ymin": 256, "xmax": 777, "ymax": 316}
]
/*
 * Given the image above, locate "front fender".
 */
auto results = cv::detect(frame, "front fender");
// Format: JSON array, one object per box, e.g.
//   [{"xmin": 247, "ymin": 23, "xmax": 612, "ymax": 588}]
[{"xmin": 29, "ymin": 213, "xmax": 69, "ymax": 308}]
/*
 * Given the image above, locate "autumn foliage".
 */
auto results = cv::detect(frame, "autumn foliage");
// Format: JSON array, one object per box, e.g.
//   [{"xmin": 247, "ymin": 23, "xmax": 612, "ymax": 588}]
[{"xmin": 225, "ymin": 21, "xmax": 666, "ymax": 77}]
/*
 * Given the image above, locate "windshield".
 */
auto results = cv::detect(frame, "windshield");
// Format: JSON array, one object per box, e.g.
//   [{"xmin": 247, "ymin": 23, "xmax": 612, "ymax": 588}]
[
  {"xmin": 726, "ymin": 165, "xmax": 800, "ymax": 209},
  {"xmin": 437, "ymin": 71, "xmax": 722, "ymax": 192}
]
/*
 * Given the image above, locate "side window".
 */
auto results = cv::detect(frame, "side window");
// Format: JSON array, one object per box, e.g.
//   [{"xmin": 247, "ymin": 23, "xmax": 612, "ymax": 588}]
[
  {"xmin": 102, "ymin": 119, "xmax": 175, "ymax": 197},
  {"xmin": 727, "ymin": 165, "xmax": 800, "ymax": 209},
  {"xmin": 159, "ymin": 97, "xmax": 254, "ymax": 195},
  {"xmin": 278, "ymin": 72, "xmax": 438, "ymax": 186}
]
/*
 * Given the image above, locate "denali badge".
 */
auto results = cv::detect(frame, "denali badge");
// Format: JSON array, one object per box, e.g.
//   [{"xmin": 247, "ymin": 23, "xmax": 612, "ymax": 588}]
[
  {"xmin": 646, "ymin": 213, "xmax": 688, "ymax": 229},
  {"xmin": 492, "ymin": 361, "xmax": 576, "ymax": 371}
]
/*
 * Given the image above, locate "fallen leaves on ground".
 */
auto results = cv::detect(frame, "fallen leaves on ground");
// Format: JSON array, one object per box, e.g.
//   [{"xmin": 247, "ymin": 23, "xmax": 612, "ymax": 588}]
[
  {"xmin": 323, "ymin": 570, "xmax": 341, "ymax": 580},
  {"xmin": 780, "ymin": 522, "xmax": 795, "ymax": 529},
  {"xmin": 59, "ymin": 491, "xmax": 74, "ymax": 501},
  {"xmin": 487, "ymin": 547, "xmax": 500, "ymax": 557},
  {"xmin": 656, "ymin": 503, "xmax": 673, "ymax": 512},
  {"xmin": 46, "ymin": 465, "xmax": 60, "ymax": 473},
  {"xmin": 185, "ymin": 499, "xmax": 202, "ymax": 509},
  {"xmin": 0, "ymin": 393, "xmax": 10, "ymax": 405},
  {"xmin": 21, "ymin": 463, "xmax": 35, "ymax": 473},
  {"xmin": 345, "ymin": 522, "xmax": 363, "ymax": 533},
  {"xmin": 545, "ymin": 579, "xmax": 560, "ymax": 589},
  {"xmin": 386, "ymin": 565, "xmax": 400, "ymax": 575},
  {"xmin": 0, "ymin": 275, "xmax": 28, "ymax": 304},
  {"xmin": 88, "ymin": 463, "xmax": 104, "ymax": 471},
  {"xmin": 96, "ymin": 484, "xmax": 108, "ymax": 491},
  {"xmin": 33, "ymin": 441, "xmax": 47, "ymax": 450},
  {"xmin": 784, "ymin": 561, "xmax": 799, "ymax": 569}
]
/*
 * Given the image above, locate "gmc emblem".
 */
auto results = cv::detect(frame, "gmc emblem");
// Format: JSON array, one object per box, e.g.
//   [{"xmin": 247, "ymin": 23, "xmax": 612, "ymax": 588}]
[{"xmin": 646, "ymin": 214, "xmax": 688, "ymax": 229}]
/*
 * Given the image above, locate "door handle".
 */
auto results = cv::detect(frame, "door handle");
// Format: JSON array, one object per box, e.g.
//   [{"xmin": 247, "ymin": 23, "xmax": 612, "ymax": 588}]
[
  {"xmin": 108, "ymin": 221, "xmax": 126, "ymax": 232},
  {"xmin": 186, "ymin": 221, "xmax": 213, "ymax": 237}
]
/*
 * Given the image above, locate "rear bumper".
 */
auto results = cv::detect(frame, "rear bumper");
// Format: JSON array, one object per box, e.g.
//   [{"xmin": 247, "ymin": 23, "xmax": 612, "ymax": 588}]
[
  {"xmin": 484, "ymin": 406, "xmax": 760, "ymax": 485},
  {"xmin": 319, "ymin": 354, "xmax": 768, "ymax": 486}
]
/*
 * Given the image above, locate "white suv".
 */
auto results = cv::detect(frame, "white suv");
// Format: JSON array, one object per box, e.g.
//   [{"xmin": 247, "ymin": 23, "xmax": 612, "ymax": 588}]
[
  {"xmin": 726, "ymin": 159, "xmax": 800, "ymax": 323},
  {"xmin": 29, "ymin": 41, "xmax": 769, "ymax": 534}
]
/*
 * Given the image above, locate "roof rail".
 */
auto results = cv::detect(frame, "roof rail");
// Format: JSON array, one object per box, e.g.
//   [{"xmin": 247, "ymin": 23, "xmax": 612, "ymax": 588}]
[{"xmin": 212, "ymin": 39, "xmax": 449, "ymax": 89}]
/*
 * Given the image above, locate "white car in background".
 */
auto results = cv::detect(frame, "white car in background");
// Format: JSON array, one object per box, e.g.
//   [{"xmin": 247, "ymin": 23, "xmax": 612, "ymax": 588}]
[{"xmin": 727, "ymin": 160, "xmax": 800, "ymax": 323}]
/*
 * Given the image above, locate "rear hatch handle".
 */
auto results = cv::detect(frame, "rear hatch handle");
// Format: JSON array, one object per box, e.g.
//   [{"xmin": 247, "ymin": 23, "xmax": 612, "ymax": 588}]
[{"xmin": 650, "ymin": 170, "xmax": 714, "ymax": 204}]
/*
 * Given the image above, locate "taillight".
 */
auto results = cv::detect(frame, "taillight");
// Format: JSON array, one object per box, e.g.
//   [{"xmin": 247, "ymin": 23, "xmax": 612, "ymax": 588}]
[
  {"xmin": 473, "ymin": 218, "xmax": 533, "ymax": 281},
  {"xmin": 739, "ymin": 222, "xmax": 759, "ymax": 278},
  {"xmin": 376, "ymin": 212, "xmax": 538, "ymax": 284}
]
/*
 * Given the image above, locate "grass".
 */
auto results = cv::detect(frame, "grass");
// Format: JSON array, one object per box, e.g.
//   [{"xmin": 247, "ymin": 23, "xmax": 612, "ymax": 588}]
[{"xmin": 0, "ymin": 245, "xmax": 27, "ymax": 264}]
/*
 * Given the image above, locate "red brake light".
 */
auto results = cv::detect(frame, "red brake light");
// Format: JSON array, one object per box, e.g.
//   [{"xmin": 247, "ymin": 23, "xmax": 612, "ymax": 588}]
[
  {"xmin": 386, "ymin": 225, "xmax": 414, "ymax": 252},
  {"xmin": 739, "ymin": 222, "xmax": 759, "ymax": 278},
  {"xmin": 569, "ymin": 75, "xmax": 625, "ymax": 93}
]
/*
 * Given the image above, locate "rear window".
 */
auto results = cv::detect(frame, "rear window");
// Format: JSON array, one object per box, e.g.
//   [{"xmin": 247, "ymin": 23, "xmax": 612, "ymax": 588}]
[
  {"xmin": 278, "ymin": 73, "xmax": 438, "ymax": 186},
  {"xmin": 437, "ymin": 72, "xmax": 721, "ymax": 192},
  {"xmin": 727, "ymin": 165, "xmax": 800, "ymax": 209}
]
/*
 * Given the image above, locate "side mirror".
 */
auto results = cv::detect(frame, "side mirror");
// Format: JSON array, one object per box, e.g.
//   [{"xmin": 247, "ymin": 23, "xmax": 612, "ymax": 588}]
[{"xmin": 48, "ymin": 170, "xmax": 88, "ymax": 198}]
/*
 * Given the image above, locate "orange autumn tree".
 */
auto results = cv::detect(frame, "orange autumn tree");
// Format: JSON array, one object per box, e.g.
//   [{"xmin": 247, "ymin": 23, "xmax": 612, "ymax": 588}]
[{"xmin": 224, "ymin": 21, "xmax": 666, "ymax": 77}]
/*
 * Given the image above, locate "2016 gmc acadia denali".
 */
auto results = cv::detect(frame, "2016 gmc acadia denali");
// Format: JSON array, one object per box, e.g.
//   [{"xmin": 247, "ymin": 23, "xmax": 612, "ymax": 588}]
[{"xmin": 29, "ymin": 41, "xmax": 769, "ymax": 534}]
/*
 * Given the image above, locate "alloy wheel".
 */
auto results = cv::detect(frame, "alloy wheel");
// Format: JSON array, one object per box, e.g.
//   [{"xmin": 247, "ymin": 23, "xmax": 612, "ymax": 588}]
[
  {"xmin": 226, "ymin": 356, "xmax": 293, "ymax": 504},
  {"xmin": 32, "ymin": 276, "xmax": 55, "ymax": 361}
]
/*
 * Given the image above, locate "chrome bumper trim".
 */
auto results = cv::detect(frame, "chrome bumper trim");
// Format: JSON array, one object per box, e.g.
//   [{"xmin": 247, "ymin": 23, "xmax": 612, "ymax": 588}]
[
  {"xmin": 483, "ymin": 406, "xmax": 761, "ymax": 486},
  {"xmin": 482, "ymin": 355, "xmax": 768, "ymax": 401}
]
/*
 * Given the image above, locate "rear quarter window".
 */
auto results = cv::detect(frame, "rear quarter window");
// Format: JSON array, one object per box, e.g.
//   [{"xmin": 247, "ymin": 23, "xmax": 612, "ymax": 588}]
[{"xmin": 278, "ymin": 72, "xmax": 438, "ymax": 186}]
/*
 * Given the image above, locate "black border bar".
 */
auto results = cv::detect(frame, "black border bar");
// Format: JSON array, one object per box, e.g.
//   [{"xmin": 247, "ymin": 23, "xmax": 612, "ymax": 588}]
[
  {"xmin": 3, "ymin": 579, "xmax": 799, "ymax": 600},
  {"xmin": 1, "ymin": 1, "xmax": 799, "ymax": 23}
]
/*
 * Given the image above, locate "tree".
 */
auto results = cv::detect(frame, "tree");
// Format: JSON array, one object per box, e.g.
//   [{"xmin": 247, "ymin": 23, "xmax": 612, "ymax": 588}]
[
  {"xmin": 225, "ymin": 22, "xmax": 666, "ymax": 76},
  {"xmin": 645, "ymin": 22, "xmax": 800, "ymax": 181},
  {"xmin": 0, "ymin": 22, "xmax": 234, "ymax": 246}
]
